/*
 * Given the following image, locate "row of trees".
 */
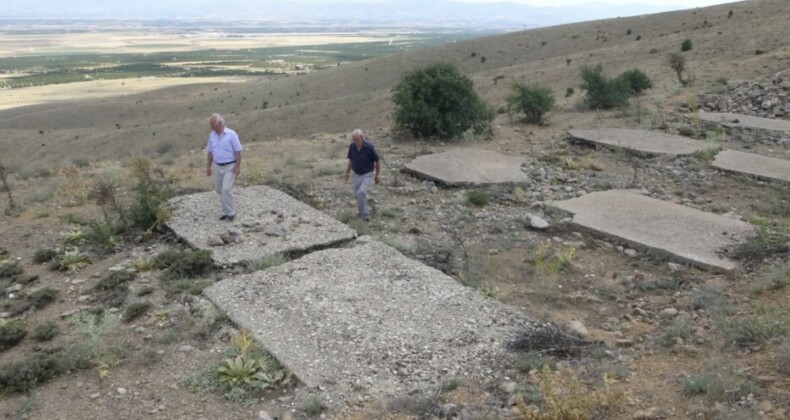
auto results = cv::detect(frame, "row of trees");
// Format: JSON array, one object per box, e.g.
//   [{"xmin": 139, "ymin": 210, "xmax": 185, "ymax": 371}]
[{"xmin": 392, "ymin": 63, "xmax": 653, "ymax": 139}]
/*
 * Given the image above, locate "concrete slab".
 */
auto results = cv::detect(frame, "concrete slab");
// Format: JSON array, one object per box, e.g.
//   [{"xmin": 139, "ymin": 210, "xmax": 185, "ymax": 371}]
[
  {"xmin": 404, "ymin": 148, "xmax": 529, "ymax": 186},
  {"xmin": 568, "ymin": 129, "xmax": 706, "ymax": 156},
  {"xmin": 165, "ymin": 186, "xmax": 356, "ymax": 265},
  {"xmin": 700, "ymin": 111, "xmax": 790, "ymax": 132},
  {"xmin": 712, "ymin": 150, "xmax": 790, "ymax": 183},
  {"xmin": 551, "ymin": 190, "xmax": 753, "ymax": 271},
  {"xmin": 203, "ymin": 241, "xmax": 536, "ymax": 400}
]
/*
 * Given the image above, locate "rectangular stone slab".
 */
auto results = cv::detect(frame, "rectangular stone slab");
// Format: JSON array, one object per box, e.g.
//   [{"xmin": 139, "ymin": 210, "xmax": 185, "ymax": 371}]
[
  {"xmin": 404, "ymin": 149, "xmax": 529, "ymax": 186},
  {"xmin": 568, "ymin": 129, "xmax": 706, "ymax": 156},
  {"xmin": 203, "ymin": 241, "xmax": 535, "ymax": 399},
  {"xmin": 700, "ymin": 111, "xmax": 790, "ymax": 132},
  {"xmin": 165, "ymin": 186, "xmax": 356, "ymax": 265},
  {"xmin": 551, "ymin": 190, "xmax": 753, "ymax": 271},
  {"xmin": 712, "ymin": 150, "xmax": 790, "ymax": 183}
]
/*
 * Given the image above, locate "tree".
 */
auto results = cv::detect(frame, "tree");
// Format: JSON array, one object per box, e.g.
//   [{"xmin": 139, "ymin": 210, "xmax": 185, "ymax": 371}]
[
  {"xmin": 392, "ymin": 63, "xmax": 493, "ymax": 139},
  {"xmin": 668, "ymin": 53, "xmax": 692, "ymax": 86},
  {"xmin": 681, "ymin": 39, "xmax": 693, "ymax": 52},
  {"xmin": 506, "ymin": 82, "xmax": 555, "ymax": 124}
]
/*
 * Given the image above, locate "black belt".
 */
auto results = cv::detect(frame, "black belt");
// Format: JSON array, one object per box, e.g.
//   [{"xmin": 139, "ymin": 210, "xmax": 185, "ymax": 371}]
[{"xmin": 216, "ymin": 161, "xmax": 236, "ymax": 166}]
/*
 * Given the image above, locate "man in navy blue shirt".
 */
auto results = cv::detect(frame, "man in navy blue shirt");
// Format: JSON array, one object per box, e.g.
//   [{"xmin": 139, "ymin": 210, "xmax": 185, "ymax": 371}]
[{"xmin": 343, "ymin": 129, "xmax": 380, "ymax": 221}]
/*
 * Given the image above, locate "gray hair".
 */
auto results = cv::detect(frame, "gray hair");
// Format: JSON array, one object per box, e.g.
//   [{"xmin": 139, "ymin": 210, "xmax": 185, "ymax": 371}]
[
  {"xmin": 351, "ymin": 128, "xmax": 364, "ymax": 138},
  {"xmin": 210, "ymin": 113, "xmax": 225, "ymax": 124}
]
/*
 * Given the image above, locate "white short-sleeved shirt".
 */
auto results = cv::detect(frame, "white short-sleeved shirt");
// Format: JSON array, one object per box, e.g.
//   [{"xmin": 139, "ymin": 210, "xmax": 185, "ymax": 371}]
[{"xmin": 206, "ymin": 128, "xmax": 242, "ymax": 164}]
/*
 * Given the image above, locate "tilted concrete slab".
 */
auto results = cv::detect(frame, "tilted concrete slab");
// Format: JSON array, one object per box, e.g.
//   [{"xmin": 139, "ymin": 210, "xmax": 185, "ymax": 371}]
[
  {"xmin": 404, "ymin": 148, "xmax": 529, "ymax": 186},
  {"xmin": 568, "ymin": 129, "xmax": 706, "ymax": 156},
  {"xmin": 551, "ymin": 190, "xmax": 753, "ymax": 271},
  {"xmin": 165, "ymin": 186, "xmax": 356, "ymax": 265},
  {"xmin": 712, "ymin": 150, "xmax": 790, "ymax": 183},
  {"xmin": 700, "ymin": 111, "xmax": 790, "ymax": 132},
  {"xmin": 203, "ymin": 241, "xmax": 536, "ymax": 400}
]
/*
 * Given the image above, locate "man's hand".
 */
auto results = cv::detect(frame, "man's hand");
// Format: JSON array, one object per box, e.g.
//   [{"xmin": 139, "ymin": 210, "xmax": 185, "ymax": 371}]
[
  {"xmin": 374, "ymin": 175, "xmax": 380, "ymax": 185},
  {"xmin": 234, "ymin": 165, "xmax": 241, "ymax": 176},
  {"xmin": 344, "ymin": 172, "xmax": 350, "ymax": 183},
  {"xmin": 206, "ymin": 166, "xmax": 212, "ymax": 177}
]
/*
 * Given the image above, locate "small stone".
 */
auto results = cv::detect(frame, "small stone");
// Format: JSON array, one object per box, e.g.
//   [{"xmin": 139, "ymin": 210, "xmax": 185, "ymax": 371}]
[
  {"xmin": 567, "ymin": 320, "xmax": 590, "ymax": 338},
  {"xmin": 218, "ymin": 234, "xmax": 235, "ymax": 244},
  {"xmin": 5, "ymin": 284, "xmax": 22, "ymax": 293},
  {"xmin": 659, "ymin": 308, "xmax": 679, "ymax": 318},
  {"xmin": 667, "ymin": 262, "xmax": 682, "ymax": 272},
  {"xmin": 264, "ymin": 226, "xmax": 285, "ymax": 237},
  {"xmin": 633, "ymin": 406, "xmax": 660, "ymax": 419},
  {"xmin": 207, "ymin": 236, "xmax": 225, "ymax": 247},
  {"xmin": 616, "ymin": 338, "xmax": 634, "ymax": 347},
  {"xmin": 90, "ymin": 393, "xmax": 101, "ymax": 399},
  {"xmin": 77, "ymin": 295, "xmax": 91, "ymax": 303},
  {"xmin": 758, "ymin": 400, "xmax": 773, "ymax": 412},
  {"xmin": 178, "ymin": 345, "xmax": 194, "ymax": 353},
  {"xmin": 526, "ymin": 214, "xmax": 550, "ymax": 230},
  {"xmin": 356, "ymin": 235, "xmax": 373, "ymax": 244},
  {"xmin": 117, "ymin": 387, "xmax": 127, "ymax": 395},
  {"xmin": 70, "ymin": 278, "xmax": 87, "ymax": 285},
  {"xmin": 499, "ymin": 381, "xmax": 518, "ymax": 393},
  {"xmin": 439, "ymin": 404, "xmax": 459, "ymax": 418},
  {"xmin": 624, "ymin": 249, "xmax": 638, "ymax": 257},
  {"xmin": 258, "ymin": 411, "xmax": 274, "ymax": 420},
  {"xmin": 228, "ymin": 228, "xmax": 243, "ymax": 237}
]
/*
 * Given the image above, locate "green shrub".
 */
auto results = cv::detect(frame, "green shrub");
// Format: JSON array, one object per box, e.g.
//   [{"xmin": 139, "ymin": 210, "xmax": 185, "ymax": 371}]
[
  {"xmin": 31, "ymin": 322, "xmax": 59, "ymax": 341},
  {"xmin": 300, "ymin": 396, "xmax": 325, "ymax": 417},
  {"xmin": 154, "ymin": 249, "xmax": 213, "ymax": 280},
  {"xmin": 94, "ymin": 271, "xmax": 135, "ymax": 308},
  {"xmin": 659, "ymin": 317, "xmax": 692, "ymax": 347},
  {"xmin": 129, "ymin": 181, "xmax": 170, "ymax": 231},
  {"xmin": 0, "ymin": 263, "xmax": 23, "ymax": 279},
  {"xmin": 245, "ymin": 254, "xmax": 287, "ymax": 273},
  {"xmin": 690, "ymin": 285, "xmax": 735, "ymax": 315},
  {"xmin": 0, "ymin": 319, "xmax": 27, "ymax": 351},
  {"xmin": 507, "ymin": 82, "xmax": 555, "ymax": 124},
  {"xmin": 0, "ymin": 353, "xmax": 62, "ymax": 394},
  {"xmin": 95, "ymin": 271, "xmax": 135, "ymax": 291},
  {"xmin": 124, "ymin": 302, "xmax": 153, "ymax": 323},
  {"xmin": 681, "ymin": 39, "xmax": 693, "ymax": 51},
  {"xmin": 26, "ymin": 288, "xmax": 58, "ymax": 309},
  {"xmin": 579, "ymin": 65, "xmax": 630, "ymax": 109},
  {"xmin": 668, "ymin": 53, "xmax": 691, "ymax": 86},
  {"xmin": 56, "ymin": 248, "xmax": 91, "ymax": 271},
  {"xmin": 33, "ymin": 248, "xmax": 58, "ymax": 263},
  {"xmin": 392, "ymin": 63, "xmax": 493, "ymax": 139},
  {"xmin": 617, "ymin": 69, "xmax": 653, "ymax": 95},
  {"xmin": 85, "ymin": 221, "xmax": 118, "ymax": 252},
  {"xmin": 464, "ymin": 190, "xmax": 491, "ymax": 207},
  {"xmin": 752, "ymin": 261, "xmax": 790, "ymax": 294}
]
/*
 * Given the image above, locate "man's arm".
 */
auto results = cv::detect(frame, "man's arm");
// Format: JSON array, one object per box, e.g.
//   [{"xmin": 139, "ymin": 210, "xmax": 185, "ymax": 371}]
[
  {"xmin": 206, "ymin": 151, "xmax": 213, "ymax": 176},
  {"xmin": 374, "ymin": 160, "xmax": 381, "ymax": 184},
  {"xmin": 233, "ymin": 151, "xmax": 241, "ymax": 176},
  {"xmin": 344, "ymin": 160, "xmax": 352, "ymax": 183}
]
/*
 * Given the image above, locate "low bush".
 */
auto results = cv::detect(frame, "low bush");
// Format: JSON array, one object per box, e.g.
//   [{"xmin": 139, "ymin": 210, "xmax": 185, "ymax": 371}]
[
  {"xmin": 33, "ymin": 248, "xmax": 58, "ymax": 263},
  {"xmin": 154, "ymin": 249, "xmax": 213, "ymax": 281},
  {"xmin": 464, "ymin": 190, "xmax": 491, "ymax": 207},
  {"xmin": 0, "ymin": 353, "xmax": 62, "ymax": 394},
  {"xmin": 94, "ymin": 271, "xmax": 135, "ymax": 308},
  {"xmin": 681, "ymin": 38, "xmax": 693, "ymax": 51},
  {"xmin": 31, "ymin": 322, "xmax": 60, "ymax": 341},
  {"xmin": 507, "ymin": 82, "xmax": 555, "ymax": 124},
  {"xmin": 124, "ymin": 302, "xmax": 153, "ymax": 323},
  {"xmin": 579, "ymin": 65, "xmax": 630, "ymax": 109},
  {"xmin": 0, "ymin": 319, "xmax": 27, "ymax": 351}
]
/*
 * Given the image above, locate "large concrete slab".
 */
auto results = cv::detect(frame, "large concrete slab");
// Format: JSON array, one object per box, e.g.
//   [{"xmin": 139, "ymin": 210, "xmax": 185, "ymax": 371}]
[
  {"xmin": 404, "ymin": 148, "xmax": 529, "ymax": 186},
  {"xmin": 203, "ymin": 241, "xmax": 536, "ymax": 400},
  {"xmin": 700, "ymin": 111, "xmax": 790, "ymax": 132},
  {"xmin": 551, "ymin": 190, "xmax": 753, "ymax": 271},
  {"xmin": 166, "ymin": 186, "xmax": 356, "ymax": 265},
  {"xmin": 568, "ymin": 129, "xmax": 706, "ymax": 156},
  {"xmin": 712, "ymin": 150, "xmax": 790, "ymax": 183}
]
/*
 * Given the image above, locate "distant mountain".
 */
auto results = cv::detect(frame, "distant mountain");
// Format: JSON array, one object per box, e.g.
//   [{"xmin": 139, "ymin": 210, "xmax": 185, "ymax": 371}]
[{"xmin": 4, "ymin": 0, "xmax": 685, "ymax": 29}]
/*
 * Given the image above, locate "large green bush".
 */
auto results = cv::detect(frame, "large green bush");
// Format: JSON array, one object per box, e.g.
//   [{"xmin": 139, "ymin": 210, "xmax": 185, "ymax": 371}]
[
  {"xmin": 392, "ymin": 63, "xmax": 493, "ymax": 139},
  {"xmin": 579, "ymin": 66, "xmax": 653, "ymax": 109},
  {"xmin": 507, "ymin": 82, "xmax": 555, "ymax": 124},
  {"xmin": 579, "ymin": 66, "xmax": 631, "ymax": 109}
]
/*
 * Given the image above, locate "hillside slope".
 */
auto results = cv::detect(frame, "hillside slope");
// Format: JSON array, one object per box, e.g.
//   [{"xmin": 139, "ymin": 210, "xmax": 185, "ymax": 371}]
[{"xmin": 0, "ymin": 0, "xmax": 787, "ymax": 167}]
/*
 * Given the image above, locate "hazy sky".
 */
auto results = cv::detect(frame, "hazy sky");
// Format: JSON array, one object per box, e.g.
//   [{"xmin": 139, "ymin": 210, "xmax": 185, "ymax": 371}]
[{"xmin": 459, "ymin": 0, "xmax": 735, "ymax": 4}]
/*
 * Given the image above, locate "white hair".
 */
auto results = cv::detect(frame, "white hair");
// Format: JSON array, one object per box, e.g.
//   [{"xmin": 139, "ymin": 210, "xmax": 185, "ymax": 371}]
[
  {"xmin": 210, "ymin": 113, "xmax": 225, "ymax": 124},
  {"xmin": 351, "ymin": 128, "xmax": 364, "ymax": 138}
]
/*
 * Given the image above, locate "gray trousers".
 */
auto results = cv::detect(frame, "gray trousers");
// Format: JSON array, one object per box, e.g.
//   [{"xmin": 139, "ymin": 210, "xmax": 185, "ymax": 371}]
[
  {"xmin": 213, "ymin": 162, "xmax": 236, "ymax": 216},
  {"xmin": 351, "ymin": 171, "xmax": 374, "ymax": 218}
]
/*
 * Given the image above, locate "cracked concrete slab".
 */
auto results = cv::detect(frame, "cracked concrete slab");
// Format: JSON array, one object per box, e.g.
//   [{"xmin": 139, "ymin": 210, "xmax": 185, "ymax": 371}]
[
  {"xmin": 700, "ymin": 111, "xmax": 790, "ymax": 132},
  {"xmin": 712, "ymin": 150, "xmax": 790, "ymax": 183},
  {"xmin": 551, "ymin": 190, "xmax": 753, "ymax": 271},
  {"xmin": 165, "ymin": 186, "xmax": 356, "ymax": 265},
  {"xmin": 568, "ymin": 129, "xmax": 706, "ymax": 156},
  {"xmin": 203, "ymin": 241, "xmax": 536, "ymax": 401},
  {"xmin": 404, "ymin": 148, "xmax": 529, "ymax": 186}
]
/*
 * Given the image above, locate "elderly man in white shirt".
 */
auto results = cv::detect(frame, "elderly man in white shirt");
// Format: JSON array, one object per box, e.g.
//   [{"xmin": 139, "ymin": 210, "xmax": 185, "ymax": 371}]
[{"xmin": 205, "ymin": 113, "xmax": 243, "ymax": 221}]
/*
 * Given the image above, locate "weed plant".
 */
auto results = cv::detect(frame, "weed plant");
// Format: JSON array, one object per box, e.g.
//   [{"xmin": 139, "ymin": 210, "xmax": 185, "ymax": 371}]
[
  {"xmin": 124, "ymin": 302, "xmax": 153, "ymax": 323},
  {"xmin": 31, "ymin": 322, "xmax": 59, "ymax": 341},
  {"xmin": 0, "ymin": 319, "xmax": 27, "ymax": 351},
  {"xmin": 465, "ymin": 190, "xmax": 491, "ymax": 207},
  {"xmin": 245, "ymin": 254, "xmax": 287, "ymax": 272}
]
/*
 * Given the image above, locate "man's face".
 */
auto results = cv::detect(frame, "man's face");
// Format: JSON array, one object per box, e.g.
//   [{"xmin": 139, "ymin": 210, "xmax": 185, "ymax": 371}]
[
  {"xmin": 209, "ymin": 118, "xmax": 224, "ymax": 134},
  {"xmin": 352, "ymin": 134, "xmax": 363, "ymax": 148}
]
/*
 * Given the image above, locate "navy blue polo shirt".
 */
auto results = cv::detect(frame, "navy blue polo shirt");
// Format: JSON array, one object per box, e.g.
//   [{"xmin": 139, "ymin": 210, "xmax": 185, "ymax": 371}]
[{"xmin": 347, "ymin": 141, "xmax": 380, "ymax": 175}]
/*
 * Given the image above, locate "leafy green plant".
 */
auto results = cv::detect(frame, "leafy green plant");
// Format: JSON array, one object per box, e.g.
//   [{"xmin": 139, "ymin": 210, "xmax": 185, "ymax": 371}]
[
  {"xmin": 681, "ymin": 38, "xmax": 693, "ymax": 51},
  {"xmin": 68, "ymin": 310, "xmax": 122, "ymax": 378},
  {"xmin": 668, "ymin": 53, "xmax": 692, "ymax": 86},
  {"xmin": 517, "ymin": 352, "xmax": 553, "ymax": 373},
  {"xmin": 56, "ymin": 248, "xmax": 91, "ymax": 271},
  {"xmin": 131, "ymin": 257, "xmax": 155, "ymax": 272},
  {"xmin": 752, "ymin": 260, "xmax": 790, "ymax": 294},
  {"xmin": 507, "ymin": 82, "xmax": 555, "ymax": 124},
  {"xmin": 0, "ymin": 319, "xmax": 27, "ymax": 351},
  {"xmin": 0, "ymin": 263, "xmax": 23, "ymax": 278},
  {"xmin": 579, "ymin": 65, "xmax": 630, "ymax": 109},
  {"xmin": 63, "ymin": 228, "xmax": 85, "ymax": 246},
  {"xmin": 300, "ymin": 396, "xmax": 325, "ymax": 417},
  {"xmin": 392, "ymin": 62, "xmax": 493, "ymax": 139},
  {"xmin": 617, "ymin": 69, "xmax": 653, "ymax": 95},
  {"xmin": 85, "ymin": 221, "xmax": 118, "ymax": 252},
  {"xmin": 658, "ymin": 317, "xmax": 692, "ymax": 347},
  {"xmin": 0, "ymin": 353, "xmax": 62, "ymax": 394},
  {"xmin": 465, "ymin": 190, "xmax": 491, "ymax": 207}
]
